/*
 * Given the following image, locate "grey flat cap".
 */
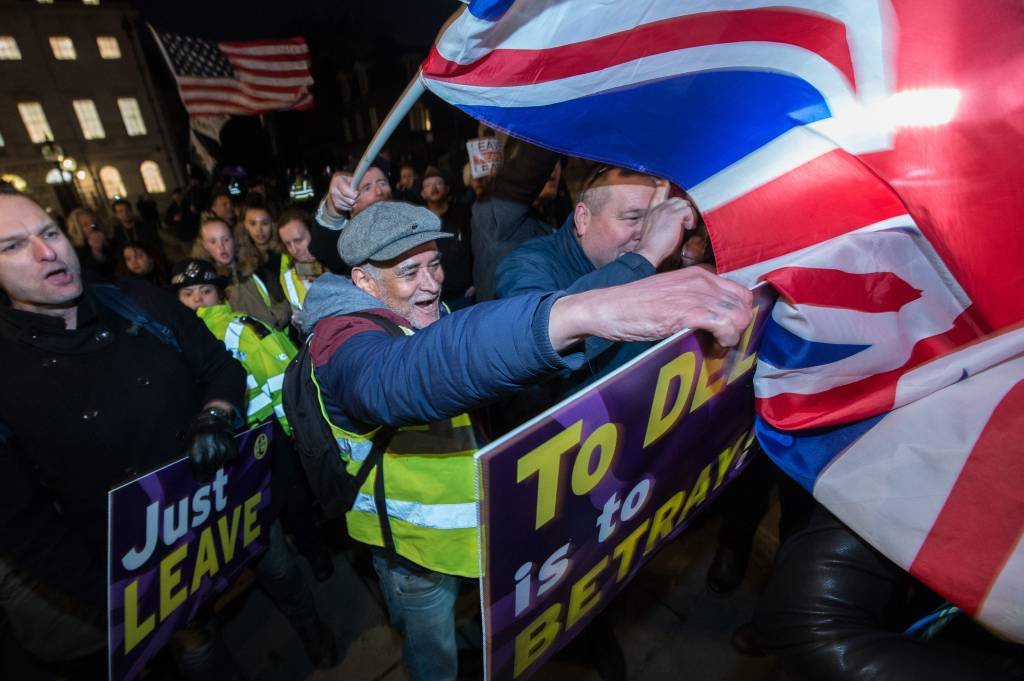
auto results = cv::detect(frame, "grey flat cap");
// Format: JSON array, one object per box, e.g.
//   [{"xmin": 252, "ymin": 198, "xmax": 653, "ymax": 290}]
[{"xmin": 339, "ymin": 201, "xmax": 452, "ymax": 266}]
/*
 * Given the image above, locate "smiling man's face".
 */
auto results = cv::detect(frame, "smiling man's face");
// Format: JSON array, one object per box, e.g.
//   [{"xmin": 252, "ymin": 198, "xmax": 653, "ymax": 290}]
[
  {"xmin": 0, "ymin": 195, "xmax": 82, "ymax": 314},
  {"xmin": 354, "ymin": 241, "xmax": 444, "ymax": 329}
]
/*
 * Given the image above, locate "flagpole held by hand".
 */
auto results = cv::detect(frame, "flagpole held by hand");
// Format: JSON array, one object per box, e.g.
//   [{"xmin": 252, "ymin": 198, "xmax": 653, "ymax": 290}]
[{"xmin": 351, "ymin": 74, "xmax": 426, "ymax": 188}]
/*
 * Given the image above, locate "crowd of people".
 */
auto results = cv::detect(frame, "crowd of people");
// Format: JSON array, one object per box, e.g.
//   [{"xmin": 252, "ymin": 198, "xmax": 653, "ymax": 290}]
[{"xmin": 1, "ymin": 136, "xmax": 1021, "ymax": 681}]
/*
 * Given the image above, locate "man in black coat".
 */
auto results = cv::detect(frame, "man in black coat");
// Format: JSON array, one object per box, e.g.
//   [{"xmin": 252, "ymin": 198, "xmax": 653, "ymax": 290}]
[{"xmin": 0, "ymin": 188, "xmax": 247, "ymax": 674}]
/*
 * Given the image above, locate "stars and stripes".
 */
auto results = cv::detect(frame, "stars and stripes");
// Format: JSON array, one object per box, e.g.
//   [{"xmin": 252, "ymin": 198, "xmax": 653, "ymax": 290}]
[{"xmin": 150, "ymin": 28, "xmax": 313, "ymax": 117}]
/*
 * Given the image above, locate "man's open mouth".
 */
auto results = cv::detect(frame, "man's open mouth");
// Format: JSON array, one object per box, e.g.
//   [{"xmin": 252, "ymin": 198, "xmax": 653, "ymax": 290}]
[{"xmin": 45, "ymin": 267, "xmax": 72, "ymax": 284}]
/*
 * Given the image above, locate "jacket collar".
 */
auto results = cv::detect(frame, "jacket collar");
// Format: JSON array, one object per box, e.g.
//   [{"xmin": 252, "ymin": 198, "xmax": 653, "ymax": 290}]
[
  {"xmin": 554, "ymin": 213, "xmax": 595, "ymax": 278},
  {"xmin": 0, "ymin": 288, "xmax": 116, "ymax": 354}
]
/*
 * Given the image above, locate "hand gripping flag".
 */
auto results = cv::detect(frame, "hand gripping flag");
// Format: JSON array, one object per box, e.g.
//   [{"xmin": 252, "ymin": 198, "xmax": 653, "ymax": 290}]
[{"xmin": 421, "ymin": 0, "xmax": 1024, "ymax": 642}]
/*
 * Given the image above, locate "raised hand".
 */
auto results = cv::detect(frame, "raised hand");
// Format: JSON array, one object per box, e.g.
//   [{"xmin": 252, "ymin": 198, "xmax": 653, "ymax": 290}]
[{"xmin": 633, "ymin": 180, "xmax": 697, "ymax": 268}]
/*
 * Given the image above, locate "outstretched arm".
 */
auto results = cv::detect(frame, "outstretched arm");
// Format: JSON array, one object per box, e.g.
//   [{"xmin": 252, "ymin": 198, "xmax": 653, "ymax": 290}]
[{"xmin": 317, "ymin": 269, "xmax": 752, "ymax": 428}]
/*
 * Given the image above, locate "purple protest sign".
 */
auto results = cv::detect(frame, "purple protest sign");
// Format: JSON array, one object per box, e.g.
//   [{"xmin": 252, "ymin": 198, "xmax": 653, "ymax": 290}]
[
  {"xmin": 476, "ymin": 286, "xmax": 775, "ymax": 680},
  {"xmin": 107, "ymin": 423, "xmax": 274, "ymax": 681}
]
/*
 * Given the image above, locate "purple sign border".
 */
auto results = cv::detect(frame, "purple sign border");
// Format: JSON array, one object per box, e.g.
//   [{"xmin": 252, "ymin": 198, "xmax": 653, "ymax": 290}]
[
  {"xmin": 475, "ymin": 286, "xmax": 774, "ymax": 680},
  {"xmin": 106, "ymin": 423, "xmax": 274, "ymax": 681}
]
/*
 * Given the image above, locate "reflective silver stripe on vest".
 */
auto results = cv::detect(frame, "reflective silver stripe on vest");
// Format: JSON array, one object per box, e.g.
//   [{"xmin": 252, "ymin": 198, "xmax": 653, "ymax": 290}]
[
  {"xmin": 246, "ymin": 374, "xmax": 259, "ymax": 389},
  {"xmin": 352, "ymin": 492, "xmax": 477, "ymax": 530},
  {"xmin": 247, "ymin": 391, "xmax": 273, "ymax": 417},
  {"xmin": 223, "ymin": 319, "xmax": 244, "ymax": 359},
  {"xmin": 283, "ymin": 269, "xmax": 303, "ymax": 310},
  {"xmin": 251, "ymin": 273, "xmax": 271, "ymax": 306},
  {"xmin": 336, "ymin": 437, "xmax": 373, "ymax": 463},
  {"xmin": 266, "ymin": 373, "xmax": 284, "ymax": 393},
  {"xmin": 274, "ymin": 403, "xmax": 286, "ymax": 419}
]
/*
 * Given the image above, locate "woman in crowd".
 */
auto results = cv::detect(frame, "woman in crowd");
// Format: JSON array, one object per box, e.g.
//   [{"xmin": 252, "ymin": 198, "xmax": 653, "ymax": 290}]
[
  {"xmin": 118, "ymin": 240, "xmax": 169, "ymax": 287},
  {"xmin": 238, "ymin": 200, "xmax": 291, "ymax": 313},
  {"xmin": 171, "ymin": 257, "xmax": 336, "ymax": 584},
  {"xmin": 66, "ymin": 207, "xmax": 116, "ymax": 281},
  {"xmin": 191, "ymin": 216, "xmax": 292, "ymax": 329}
]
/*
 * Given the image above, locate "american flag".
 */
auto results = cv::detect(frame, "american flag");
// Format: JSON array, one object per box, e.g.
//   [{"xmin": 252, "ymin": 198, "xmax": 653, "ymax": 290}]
[
  {"xmin": 419, "ymin": 0, "xmax": 1024, "ymax": 644},
  {"xmin": 150, "ymin": 28, "xmax": 313, "ymax": 116}
]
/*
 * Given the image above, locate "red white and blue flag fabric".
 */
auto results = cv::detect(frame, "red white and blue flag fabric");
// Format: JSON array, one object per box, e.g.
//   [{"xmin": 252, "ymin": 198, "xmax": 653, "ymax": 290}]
[
  {"xmin": 421, "ymin": 0, "xmax": 1024, "ymax": 641},
  {"xmin": 150, "ymin": 28, "xmax": 314, "ymax": 116}
]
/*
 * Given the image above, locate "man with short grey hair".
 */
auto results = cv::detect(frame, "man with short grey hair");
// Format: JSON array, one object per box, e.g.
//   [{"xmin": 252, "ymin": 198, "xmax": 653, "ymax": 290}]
[{"xmin": 297, "ymin": 197, "xmax": 753, "ymax": 681}]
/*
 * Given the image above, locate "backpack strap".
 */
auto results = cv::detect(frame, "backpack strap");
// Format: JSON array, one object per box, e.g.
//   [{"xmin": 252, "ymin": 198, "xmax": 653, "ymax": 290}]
[
  {"xmin": 90, "ymin": 284, "xmax": 181, "ymax": 352},
  {"xmin": 335, "ymin": 310, "xmax": 405, "ymax": 554}
]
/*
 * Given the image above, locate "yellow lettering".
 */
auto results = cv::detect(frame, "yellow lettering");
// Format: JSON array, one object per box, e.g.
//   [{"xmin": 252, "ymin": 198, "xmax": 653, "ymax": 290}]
[
  {"xmin": 190, "ymin": 525, "xmax": 220, "ymax": 594},
  {"xmin": 571, "ymin": 423, "xmax": 621, "ymax": 497},
  {"xmin": 242, "ymin": 492, "xmax": 262, "ymax": 548},
  {"xmin": 679, "ymin": 465, "xmax": 712, "ymax": 524},
  {"xmin": 611, "ymin": 519, "xmax": 650, "ymax": 582},
  {"xmin": 644, "ymin": 490, "xmax": 685, "ymax": 555},
  {"xmin": 517, "ymin": 421, "xmax": 583, "ymax": 530},
  {"xmin": 217, "ymin": 506, "xmax": 242, "ymax": 563},
  {"xmin": 690, "ymin": 356, "xmax": 725, "ymax": 412},
  {"xmin": 726, "ymin": 305, "xmax": 761, "ymax": 384},
  {"xmin": 159, "ymin": 543, "xmax": 188, "ymax": 621},
  {"xmin": 513, "ymin": 603, "xmax": 563, "ymax": 678},
  {"xmin": 644, "ymin": 352, "xmax": 697, "ymax": 448},
  {"xmin": 566, "ymin": 556, "xmax": 608, "ymax": 630},
  {"xmin": 123, "ymin": 579, "xmax": 154, "ymax": 654}
]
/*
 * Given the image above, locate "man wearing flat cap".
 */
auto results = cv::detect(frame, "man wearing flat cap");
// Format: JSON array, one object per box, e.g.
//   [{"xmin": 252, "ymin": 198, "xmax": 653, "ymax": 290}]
[{"xmin": 296, "ymin": 199, "xmax": 754, "ymax": 681}]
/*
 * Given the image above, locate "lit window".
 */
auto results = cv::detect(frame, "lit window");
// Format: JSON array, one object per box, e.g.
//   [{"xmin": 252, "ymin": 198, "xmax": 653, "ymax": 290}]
[
  {"xmin": 83, "ymin": 0, "xmax": 101, "ymax": 5},
  {"xmin": 96, "ymin": 36, "xmax": 120, "ymax": 59},
  {"xmin": 0, "ymin": 36, "xmax": 21, "ymax": 60},
  {"xmin": 37, "ymin": 0, "xmax": 54, "ymax": 4},
  {"xmin": 99, "ymin": 166, "xmax": 127, "ymax": 199},
  {"xmin": 17, "ymin": 102, "xmax": 54, "ymax": 143},
  {"xmin": 72, "ymin": 99, "xmax": 106, "ymax": 140},
  {"xmin": 76, "ymin": 169, "xmax": 101, "ymax": 209},
  {"xmin": 0, "ymin": 129, "xmax": 4, "ymax": 147},
  {"xmin": 49, "ymin": 37, "xmax": 77, "ymax": 60},
  {"xmin": 409, "ymin": 103, "xmax": 432, "ymax": 132},
  {"xmin": 117, "ymin": 97, "xmax": 147, "ymax": 136},
  {"xmin": 140, "ymin": 161, "xmax": 166, "ymax": 193}
]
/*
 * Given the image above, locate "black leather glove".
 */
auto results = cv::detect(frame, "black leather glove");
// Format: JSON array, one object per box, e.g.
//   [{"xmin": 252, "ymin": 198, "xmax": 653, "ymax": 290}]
[{"xmin": 186, "ymin": 406, "xmax": 239, "ymax": 477}]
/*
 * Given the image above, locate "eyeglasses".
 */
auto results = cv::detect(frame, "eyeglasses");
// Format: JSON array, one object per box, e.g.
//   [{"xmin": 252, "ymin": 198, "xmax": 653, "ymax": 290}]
[{"xmin": 581, "ymin": 164, "xmax": 614, "ymax": 192}]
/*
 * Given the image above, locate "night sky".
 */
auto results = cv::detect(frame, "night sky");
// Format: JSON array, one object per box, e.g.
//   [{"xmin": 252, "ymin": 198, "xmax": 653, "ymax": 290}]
[{"xmin": 135, "ymin": 0, "xmax": 460, "ymax": 58}]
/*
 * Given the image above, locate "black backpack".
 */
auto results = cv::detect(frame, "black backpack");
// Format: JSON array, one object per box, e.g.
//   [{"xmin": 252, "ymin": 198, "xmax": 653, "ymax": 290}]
[{"xmin": 282, "ymin": 312, "xmax": 399, "ymax": 519}]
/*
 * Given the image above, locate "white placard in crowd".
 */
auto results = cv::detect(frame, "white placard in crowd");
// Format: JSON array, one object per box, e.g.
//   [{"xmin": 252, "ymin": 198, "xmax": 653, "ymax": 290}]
[{"xmin": 466, "ymin": 137, "xmax": 503, "ymax": 179}]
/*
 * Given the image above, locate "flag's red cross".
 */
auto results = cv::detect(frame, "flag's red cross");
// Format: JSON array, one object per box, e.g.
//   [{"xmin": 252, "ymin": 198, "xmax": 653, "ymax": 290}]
[{"xmin": 909, "ymin": 379, "xmax": 1024, "ymax": 615}]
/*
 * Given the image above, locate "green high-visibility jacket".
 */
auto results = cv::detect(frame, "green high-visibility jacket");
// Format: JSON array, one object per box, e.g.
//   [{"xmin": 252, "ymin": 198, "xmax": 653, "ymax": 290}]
[{"xmin": 197, "ymin": 303, "xmax": 297, "ymax": 433}]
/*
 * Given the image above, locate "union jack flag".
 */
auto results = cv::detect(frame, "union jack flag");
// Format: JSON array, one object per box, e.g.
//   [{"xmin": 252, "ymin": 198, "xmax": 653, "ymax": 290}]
[{"xmin": 420, "ymin": 0, "xmax": 1024, "ymax": 642}]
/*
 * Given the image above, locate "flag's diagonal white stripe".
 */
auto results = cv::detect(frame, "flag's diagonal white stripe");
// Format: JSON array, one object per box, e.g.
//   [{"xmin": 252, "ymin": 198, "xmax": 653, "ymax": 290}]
[
  {"xmin": 428, "ymin": 42, "xmax": 856, "ymax": 117},
  {"xmin": 813, "ymin": 352, "xmax": 1024, "ymax": 582},
  {"xmin": 978, "ymin": 532, "xmax": 1024, "ymax": 644}
]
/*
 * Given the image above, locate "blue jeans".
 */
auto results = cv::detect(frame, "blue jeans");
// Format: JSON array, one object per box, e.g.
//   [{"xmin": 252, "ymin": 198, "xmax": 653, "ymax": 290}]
[{"xmin": 372, "ymin": 553, "xmax": 460, "ymax": 681}]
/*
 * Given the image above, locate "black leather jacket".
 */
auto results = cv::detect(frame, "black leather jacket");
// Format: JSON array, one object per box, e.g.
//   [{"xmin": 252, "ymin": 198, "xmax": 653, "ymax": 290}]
[{"xmin": 753, "ymin": 504, "xmax": 1024, "ymax": 681}]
